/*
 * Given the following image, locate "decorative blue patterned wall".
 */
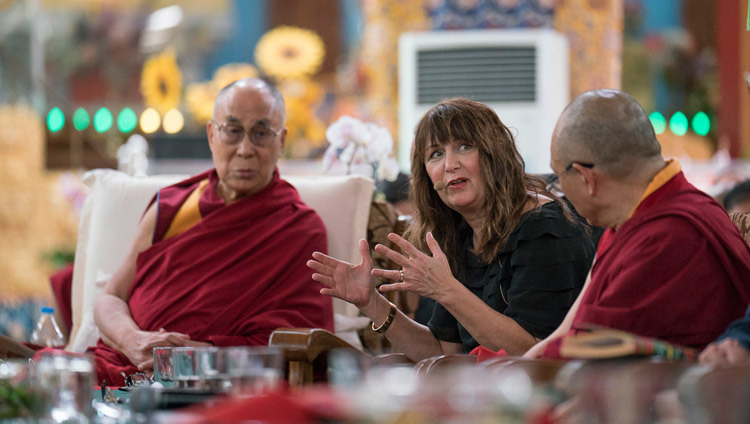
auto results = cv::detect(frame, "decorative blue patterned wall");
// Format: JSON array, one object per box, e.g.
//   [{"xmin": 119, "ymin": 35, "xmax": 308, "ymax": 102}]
[{"xmin": 425, "ymin": 0, "xmax": 557, "ymax": 30}]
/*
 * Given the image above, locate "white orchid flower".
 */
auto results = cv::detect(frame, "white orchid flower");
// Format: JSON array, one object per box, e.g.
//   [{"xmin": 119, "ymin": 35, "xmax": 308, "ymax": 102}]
[
  {"xmin": 321, "ymin": 145, "xmax": 338, "ymax": 173},
  {"xmin": 376, "ymin": 157, "xmax": 400, "ymax": 182},
  {"xmin": 338, "ymin": 142, "xmax": 356, "ymax": 164},
  {"xmin": 326, "ymin": 115, "xmax": 368, "ymax": 149},
  {"xmin": 365, "ymin": 124, "xmax": 393, "ymax": 161},
  {"xmin": 352, "ymin": 145, "xmax": 369, "ymax": 165}
]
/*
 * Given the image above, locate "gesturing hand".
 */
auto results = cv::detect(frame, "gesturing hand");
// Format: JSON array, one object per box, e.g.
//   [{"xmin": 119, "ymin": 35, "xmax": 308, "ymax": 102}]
[
  {"xmin": 372, "ymin": 232, "xmax": 458, "ymax": 302},
  {"xmin": 308, "ymin": 239, "xmax": 377, "ymax": 308}
]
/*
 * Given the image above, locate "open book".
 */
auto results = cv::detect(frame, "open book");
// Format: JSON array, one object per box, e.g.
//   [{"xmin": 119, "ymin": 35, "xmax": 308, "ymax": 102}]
[{"xmin": 559, "ymin": 325, "xmax": 698, "ymax": 361}]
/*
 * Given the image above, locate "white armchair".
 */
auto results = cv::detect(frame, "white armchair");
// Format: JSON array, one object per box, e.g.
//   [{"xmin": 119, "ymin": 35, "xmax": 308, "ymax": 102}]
[{"xmin": 66, "ymin": 169, "xmax": 373, "ymax": 353}]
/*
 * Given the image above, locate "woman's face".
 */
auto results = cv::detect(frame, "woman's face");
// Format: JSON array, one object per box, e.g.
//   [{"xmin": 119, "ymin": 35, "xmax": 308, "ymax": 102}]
[{"xmin": 424, "ymin": 139, "xmax": 486, "ymax": 218}]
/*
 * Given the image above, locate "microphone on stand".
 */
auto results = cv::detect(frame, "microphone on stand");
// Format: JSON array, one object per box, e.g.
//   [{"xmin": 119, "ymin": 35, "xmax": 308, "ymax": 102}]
[{"xmin": 433, "ymin": 181, "xmax": 446, "ymax": 191}]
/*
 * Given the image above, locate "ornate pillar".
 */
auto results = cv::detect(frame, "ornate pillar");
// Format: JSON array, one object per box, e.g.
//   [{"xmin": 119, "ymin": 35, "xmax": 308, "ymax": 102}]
[
  {"xmin": 0, "ymin": 105, "xmax": 79, "ymax": 302},
  {"xmin": 554, "ymin": 0, "xmax": 624, "ymax": 97},
  {"xmin": 716, "ymin": 0, "xmax": 750, "ymax": 157},
  {"xmin": 359, "ymin": 0, "xmax": 429, "ymax": 138}
]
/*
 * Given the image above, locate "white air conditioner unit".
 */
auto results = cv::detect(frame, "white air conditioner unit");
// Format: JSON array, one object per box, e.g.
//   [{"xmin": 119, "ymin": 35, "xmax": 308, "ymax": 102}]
[{"xmin": 398, "ymin": 29, "xmax": 569, "ymax": 174}]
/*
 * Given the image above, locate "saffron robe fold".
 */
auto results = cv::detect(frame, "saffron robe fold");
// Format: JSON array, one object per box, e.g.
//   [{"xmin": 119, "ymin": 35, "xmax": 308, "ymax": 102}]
[
  {"xmin": 93, "ymin": 169, "xmax": 333, "ymax": 385},
  {"xmin": 570, "ymin": 171, "xmax": 750, "ymax": 350}
]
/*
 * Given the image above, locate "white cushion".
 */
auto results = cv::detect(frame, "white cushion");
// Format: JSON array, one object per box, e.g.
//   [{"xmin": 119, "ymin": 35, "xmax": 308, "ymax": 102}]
[{"xmin": 67, "ymin": 169, "xmax": 373, "ymax": 352}]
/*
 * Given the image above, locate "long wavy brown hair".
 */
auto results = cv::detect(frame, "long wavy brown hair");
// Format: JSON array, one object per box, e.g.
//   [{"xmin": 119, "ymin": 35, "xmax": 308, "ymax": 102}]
[{"xmin": 404, "ymin": 98, "xmax": 551, "ymax": 273}]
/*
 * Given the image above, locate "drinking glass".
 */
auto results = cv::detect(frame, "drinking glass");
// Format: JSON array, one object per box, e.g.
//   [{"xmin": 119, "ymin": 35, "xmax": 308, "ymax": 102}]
[
  {"xmin": 153, "ymin": 347, "xmax": 174, "ymax": 387},
  {"xmin": 226, "ymin": 346, "xmax": 284, "ymax": 397},
  {"xmin": 34, "ymin": 351, "xmax": 95, "ymax": 423},
  {"xmin": 172, "ymin": 347, "xmax": 200, "ymax": 389},
  {"xmin": 194, "ymin": 346, "xmax": 230, "ymax": 392}
]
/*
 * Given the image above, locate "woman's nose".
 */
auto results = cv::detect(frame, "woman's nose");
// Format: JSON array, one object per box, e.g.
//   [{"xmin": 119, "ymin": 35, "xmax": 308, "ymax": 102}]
[{"xmin": 444, "ymin": 149, "xmax": 459, "ymax": 172}]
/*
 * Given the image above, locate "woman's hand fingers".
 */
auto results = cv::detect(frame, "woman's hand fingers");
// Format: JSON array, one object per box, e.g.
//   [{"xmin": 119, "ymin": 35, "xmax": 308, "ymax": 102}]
[
  {"xmin": 307, "ymin": 259, "xmax": 334, "ymax": 276},
  {"xmin": 374, "ymin": 243, "xmax": 409, "ymax": 268},
  {"xmin": 311, "ymin": 251, "xmax": 348, "ymax": 268},
  {"xmin": 387, "ymin": 232, "xmax": 425, "ymax": 258},
  {"xmin": 378, "ymin": 282, "xmax": 409, "ymax": 292},
  {"xmin": 372, "ymin": 268, "xmax": 403, "ymax": 282},
  {"xmin": 425, "ymin": 232, "xmax": 446, "ymax": 260},
  {"xmin": 311, "ymin": 273, "xmax": 334, "ymax": 286},
  {"xmin": 358, "ymin": 239, "xmax": 373, "ymax": 269}
]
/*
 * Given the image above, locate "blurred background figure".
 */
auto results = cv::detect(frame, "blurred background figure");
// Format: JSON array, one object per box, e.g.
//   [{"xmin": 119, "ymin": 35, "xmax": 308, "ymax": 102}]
[
  {"xmin": 723, "ymin": 179, "xmax": 750, "ymax": 214},
  {"xmin": 377, "ymin": 172, "xmax": 413, "ymax": 217}
]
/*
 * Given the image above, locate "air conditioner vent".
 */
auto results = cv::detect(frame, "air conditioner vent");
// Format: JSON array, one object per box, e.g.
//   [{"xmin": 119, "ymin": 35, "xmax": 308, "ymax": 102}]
[
  {"xmin": 399, "ymin": 29, "xmax": 569, "ymax": 173},
  {"xmin": 416, "ymin": 47, "xmax": 536, "ymax": 104}
]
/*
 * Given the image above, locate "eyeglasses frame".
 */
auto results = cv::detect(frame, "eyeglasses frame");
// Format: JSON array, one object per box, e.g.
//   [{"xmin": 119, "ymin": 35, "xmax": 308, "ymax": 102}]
[
  {"xmin": 210, "ymin": 120, "xmax": 281, "ymax": 148},
  {"xmin": 546, "ymin": 161, "xmax": 595, "ymax": 198}
]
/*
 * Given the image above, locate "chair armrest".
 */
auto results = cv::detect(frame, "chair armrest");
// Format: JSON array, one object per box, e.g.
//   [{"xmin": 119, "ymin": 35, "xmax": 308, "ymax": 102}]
[
  {"xmin": 414, "ymin": 353, "xmax": 477, "ymax": 375},
  {"xmin": 371, "ymin": 352, "xmax": 416, "ymax": 367},
  {"xmin": 269, "ymin": 328, "xmax": 359, "ymax": 362},
  {"xmin": 269, "ymin": 327, "xmax": 366, "ymax": 386},
  {"xmin": 0, "ymin": 334, "xmax": 34, "ymax": 360}
]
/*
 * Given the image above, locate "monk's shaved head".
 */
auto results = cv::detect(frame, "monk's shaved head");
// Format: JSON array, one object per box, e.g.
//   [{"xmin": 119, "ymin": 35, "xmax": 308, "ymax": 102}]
[
  {"xmin": 553, "ymin": 89, "xmax": 662, "ymax": 178},
  {"xmin": 213, "ymin": 78, "xmax": 285, "ymax": 122}
]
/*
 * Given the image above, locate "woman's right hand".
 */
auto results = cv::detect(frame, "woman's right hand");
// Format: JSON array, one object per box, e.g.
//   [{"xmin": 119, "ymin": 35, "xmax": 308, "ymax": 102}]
[{"xmin": 308, "ymin": 239, "xmax": 376, "ymax": 308}]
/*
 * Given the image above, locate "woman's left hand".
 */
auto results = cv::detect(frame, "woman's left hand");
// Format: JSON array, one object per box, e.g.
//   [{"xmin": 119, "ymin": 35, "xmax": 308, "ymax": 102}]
[{"xmin": 372, "ymin": 232, "xmax": 458, "ymax": 302}]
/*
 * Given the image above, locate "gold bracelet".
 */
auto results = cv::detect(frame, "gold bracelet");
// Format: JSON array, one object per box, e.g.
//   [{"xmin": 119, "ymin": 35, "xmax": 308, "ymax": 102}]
[{"xmin": 372, "ymin": 302, "xmax": 397, "ymax": 334}]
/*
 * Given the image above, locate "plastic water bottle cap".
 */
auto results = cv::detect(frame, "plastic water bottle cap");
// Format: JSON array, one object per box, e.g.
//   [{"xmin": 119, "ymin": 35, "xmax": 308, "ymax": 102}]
[{"xmin": 41, "ymin": 306, "xmax": 55, "ymax": 314}]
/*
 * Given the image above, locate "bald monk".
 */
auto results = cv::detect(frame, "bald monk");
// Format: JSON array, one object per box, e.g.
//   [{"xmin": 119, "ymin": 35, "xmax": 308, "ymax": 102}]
[
  {"xmin": 93, "ymin": 78, "xmax": 333, "ymax": 385},
  {"xmin": 526, "ymin": 89, "xmax": 750, "ymax": 358}
]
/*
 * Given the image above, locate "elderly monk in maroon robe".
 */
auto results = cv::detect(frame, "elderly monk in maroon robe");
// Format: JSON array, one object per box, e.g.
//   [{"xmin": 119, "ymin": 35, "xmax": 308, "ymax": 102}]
[
  {"xmin": 525, "ymin": 89, "xmax": 750, "ymax": 359},
  {"xmin": 92, "ymin": 78, "xmax": 334, "ymax": 385}
]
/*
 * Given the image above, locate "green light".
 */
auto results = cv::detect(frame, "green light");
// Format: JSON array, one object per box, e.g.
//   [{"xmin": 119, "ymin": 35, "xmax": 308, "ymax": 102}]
[
  {"xmin": 649, "ymin": 111, "xmax": 666, "ymax": 135},
  {"xmin": 669, "ymin": 111, "xmax": 688, "ymax": 136},
  {"xmin": 47, "ymin": 107, "xmax": 64, "ymax": 132},
  {"xmin": 93, "ymin": 107, "xmax": 113, "ymax": 133},
  {"xmin": 691, "ymin": 111, "xmax": 711, "ymax": 136},
  {"xmin": 73, "ymin": 108, "xmax": 89, "ymax": 131},
  {"xmin": 117, "ymin": 108, "xmax": 137, "ymax": 133}
]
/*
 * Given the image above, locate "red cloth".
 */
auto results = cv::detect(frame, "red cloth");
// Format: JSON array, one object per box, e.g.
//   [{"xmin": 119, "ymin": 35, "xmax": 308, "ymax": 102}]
[
  {"xmin": 183, "ymin": 386, "xmax": 350, "ymax": 424},
  {"xmin": 544, "ymin": 172, "xmax": 750, "ymax": 358},
  {"xmin": 92, "ymin": 169, "xmax": 333, "ymax": 385},
  {"xmin": 470, "ymin": 345, "xmax": 508, "ymax": 363},
  {"xmin": 49, "ymin": 263, "xmax": 74, "ymax": 334}
]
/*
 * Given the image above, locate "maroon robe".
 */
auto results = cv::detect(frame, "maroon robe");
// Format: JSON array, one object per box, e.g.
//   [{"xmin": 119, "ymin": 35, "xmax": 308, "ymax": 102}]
[
  {"xmin": 93, "ymin": 169, "xmax": 333, "ymax": 385},
  {"xmin": 545, "ymin": 171, "xmax": 750, "ymax": 357},
  {"xmin": 50, "ymin": 263, "xmax": 74, "ymax": 334}
]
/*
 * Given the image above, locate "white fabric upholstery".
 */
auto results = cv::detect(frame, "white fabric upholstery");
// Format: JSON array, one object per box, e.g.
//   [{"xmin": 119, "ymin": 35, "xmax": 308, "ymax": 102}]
[{"xmin": 67, "ymin": 169, "xmax": 373, "ymax": 352}]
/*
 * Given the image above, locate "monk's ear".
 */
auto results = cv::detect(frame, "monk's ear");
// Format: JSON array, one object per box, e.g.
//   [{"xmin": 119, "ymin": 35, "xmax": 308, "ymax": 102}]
[
  {"xmin": 573, "ymin": 163, "xmax": 598, "ymax": 197},
  {"xmin": 278, "ymin": 128, "xmax": 287, "ymax": 152},
  {"xmin": 207, "ymin": 121, "xmax": 217, "ymax": 148}
]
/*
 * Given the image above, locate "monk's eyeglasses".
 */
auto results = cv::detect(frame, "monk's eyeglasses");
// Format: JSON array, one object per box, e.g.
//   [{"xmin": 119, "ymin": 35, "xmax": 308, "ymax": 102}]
[
  {"xmin": 211, "ymin": 121, "xmax": 280, "ymax": 148},
  {"xmin": 546, "ymin": 162, "xmax": 595, "ymax": 198}
]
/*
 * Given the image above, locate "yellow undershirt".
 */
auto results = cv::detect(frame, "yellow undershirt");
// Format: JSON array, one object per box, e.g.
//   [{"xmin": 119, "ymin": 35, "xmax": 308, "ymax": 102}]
[
  {"xmin": 163, "ymin": 179, "xmax": 210, "ymax": 241},
  {"xmin": 628, "ymin": 159, "xmax": 681, "ymax": 218}
]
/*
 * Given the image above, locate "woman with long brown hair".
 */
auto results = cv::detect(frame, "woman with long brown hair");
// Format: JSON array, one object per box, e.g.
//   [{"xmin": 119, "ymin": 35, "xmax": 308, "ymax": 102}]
[{"xmin": 308, "ymin": 98, "xmax": 594, "ymax": 358}]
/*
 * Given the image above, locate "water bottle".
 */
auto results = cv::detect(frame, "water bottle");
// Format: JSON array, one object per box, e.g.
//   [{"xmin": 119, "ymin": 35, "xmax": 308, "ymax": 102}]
[{"xmin": 30, "ymin": 307, "xmax": 66, "ymax": 348}]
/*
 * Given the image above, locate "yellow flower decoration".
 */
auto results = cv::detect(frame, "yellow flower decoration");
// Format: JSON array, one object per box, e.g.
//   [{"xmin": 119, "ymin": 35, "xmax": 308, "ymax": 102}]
[
  {"xmin": 185, "ymin": 82, "xmax": 216, "ymax": 124},
  {"xmin": 184, "ymin": 63, "xmax": 260, "ymax": 124},
  {"xmin": 141, "ymin": 48, "xmax": 182, "ymax": 114},
  {"xmin": 278, "ymin": 78, "xmax": 328, "ymax": 158},
  {"xmin": 255, "ymin": 26, "xmax": 325, "ymax": 80},
  {"xmin": 212, "ymin": 63, "xmax": 259, "ymax": 90}
]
